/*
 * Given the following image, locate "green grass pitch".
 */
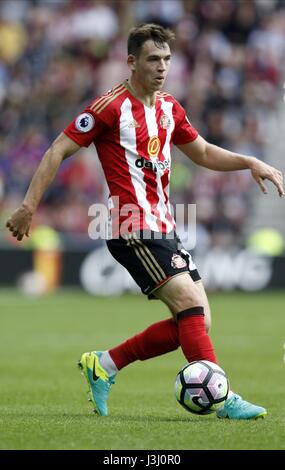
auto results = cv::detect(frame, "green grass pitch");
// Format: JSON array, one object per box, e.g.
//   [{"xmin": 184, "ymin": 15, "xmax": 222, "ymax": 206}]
[{"xmin": 0, "ymin": 289, "xmax": 284, "ymax": 450}]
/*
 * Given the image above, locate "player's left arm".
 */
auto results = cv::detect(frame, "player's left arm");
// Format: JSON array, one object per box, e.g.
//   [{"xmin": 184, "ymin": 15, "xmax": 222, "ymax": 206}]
[{"xmin": 177, "ymin": 135, "xmax": 284, "ymax": 197}]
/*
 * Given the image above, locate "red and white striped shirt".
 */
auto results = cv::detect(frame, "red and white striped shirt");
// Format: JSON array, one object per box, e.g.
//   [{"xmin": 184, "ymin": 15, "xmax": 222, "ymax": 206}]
[{"xmin": 64, "ymin": 80, "xmax": 198, "ymax": 237}]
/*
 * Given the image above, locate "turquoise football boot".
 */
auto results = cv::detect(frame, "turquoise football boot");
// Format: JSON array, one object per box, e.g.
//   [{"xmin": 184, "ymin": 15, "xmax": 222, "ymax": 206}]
[
  {"xmin": 78, "ymin": 351, "xmax": 116, "ymax": 416},
  {"xmin": 217, "ymin": 393, "xmax": 267, "ymax": 420}
]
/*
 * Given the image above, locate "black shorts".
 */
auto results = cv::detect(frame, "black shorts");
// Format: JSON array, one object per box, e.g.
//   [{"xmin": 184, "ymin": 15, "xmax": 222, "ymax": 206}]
[{"xmin": 106, "ymin": 230, "xmax": 201, "ymax": 299}]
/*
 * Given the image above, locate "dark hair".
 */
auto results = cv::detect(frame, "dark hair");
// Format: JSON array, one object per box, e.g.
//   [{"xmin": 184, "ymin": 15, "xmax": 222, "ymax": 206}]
[{"xmin": 127, "ymin": 23, "xmax": 175, "ymax": 57}]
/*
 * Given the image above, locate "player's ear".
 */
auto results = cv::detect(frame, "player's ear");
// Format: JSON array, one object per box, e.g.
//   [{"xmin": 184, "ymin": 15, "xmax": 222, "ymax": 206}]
[{"xmin": 127, "ymin": 54, "xmax": 136, "ymax": 72}]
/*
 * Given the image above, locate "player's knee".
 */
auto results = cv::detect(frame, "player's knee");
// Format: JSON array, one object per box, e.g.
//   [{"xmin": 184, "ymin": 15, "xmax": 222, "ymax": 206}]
[
  {"xmin": 156, "ymin": 274, "xmax": 204, "ymax": 315},
  {"xmin": 172, "ymin": 286, "xmax": 204, "ymax": 314}
]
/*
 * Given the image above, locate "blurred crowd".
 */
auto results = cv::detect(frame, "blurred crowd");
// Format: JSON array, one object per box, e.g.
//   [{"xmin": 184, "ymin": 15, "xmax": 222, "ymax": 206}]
[{"xmin": 1, "ymin": 0, "xmax": 285, "ymax": 250}]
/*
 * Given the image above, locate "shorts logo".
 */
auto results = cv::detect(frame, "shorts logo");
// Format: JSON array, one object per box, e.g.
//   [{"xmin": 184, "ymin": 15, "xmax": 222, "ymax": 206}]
[
  {"xmin": 75, "ymin": 113, "xmax": 95, "ymax": 132},
  {"xmin": 147, "ymin": 136, "xmax": 160, "ymax": 158},
  {"xmin": 171, "ymin": 254, "xmax": 187, "ymax": 269},
  {"xmin": 160, "ymin": 114, "xmax": 171, "ymax": 130}
]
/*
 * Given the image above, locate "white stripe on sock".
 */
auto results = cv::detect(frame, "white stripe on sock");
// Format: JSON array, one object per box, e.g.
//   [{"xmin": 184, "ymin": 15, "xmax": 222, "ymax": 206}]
[{"xmin": 99, "ymin": 351, "xmax": 118, "ymax": 376}]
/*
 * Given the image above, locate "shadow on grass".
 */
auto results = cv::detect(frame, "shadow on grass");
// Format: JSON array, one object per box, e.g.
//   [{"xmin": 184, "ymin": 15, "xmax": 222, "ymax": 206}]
[
  {"xmin": 2, "ymin": 411, "xmax": 215, "ymax": 423},
  {"xmin": 111, "ymin": 414, "xmax": 216, "ymax": 423}
]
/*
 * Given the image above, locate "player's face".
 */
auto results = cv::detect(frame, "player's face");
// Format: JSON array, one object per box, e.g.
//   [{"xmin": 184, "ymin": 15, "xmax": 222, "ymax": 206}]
[{"xmin": 129, "ymin": 40, "xmax": 171, "ymax": 92}]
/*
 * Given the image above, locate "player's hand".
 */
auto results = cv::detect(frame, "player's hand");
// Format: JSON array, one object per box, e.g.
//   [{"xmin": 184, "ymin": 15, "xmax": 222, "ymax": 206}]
[
  {"xmin": 250, "ymin": 159, "xmax": 284, "ymax": 197},
  {"xmin": 6, "ymin": 204, "xmax": 33, "ymax": 241}
]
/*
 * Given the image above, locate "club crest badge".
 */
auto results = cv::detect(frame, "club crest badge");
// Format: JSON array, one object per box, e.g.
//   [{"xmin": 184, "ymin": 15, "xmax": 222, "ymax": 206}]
[
  {"xmin": 160, "ymin": 114, "xmax": 171, "ymax": 130},
  {"xmin": 171, "ymin": 254, "xmax": 187, "ymax": 269}
]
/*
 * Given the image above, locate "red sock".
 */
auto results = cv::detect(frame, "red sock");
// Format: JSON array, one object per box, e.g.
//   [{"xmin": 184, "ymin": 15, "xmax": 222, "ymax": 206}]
[
  {"xmin": 109, "ymin": 318, "xmax": 179, "ymax": 370},
  {"xmin": 177, "ymin": 307, "xmax": 217, "ymax": 364}
]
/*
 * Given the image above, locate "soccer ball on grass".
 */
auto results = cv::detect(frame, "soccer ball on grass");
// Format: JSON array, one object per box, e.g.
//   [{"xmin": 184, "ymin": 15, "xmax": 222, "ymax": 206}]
[{"xmin": 175, "ymin": 360, "xmax": 229, "ymax": 415}]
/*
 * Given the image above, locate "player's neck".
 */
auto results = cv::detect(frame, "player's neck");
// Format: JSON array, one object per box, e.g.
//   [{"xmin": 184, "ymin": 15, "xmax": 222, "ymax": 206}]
[{"xmin": 127, "ymin": 78, "xmax": 156, "ymax": 108}]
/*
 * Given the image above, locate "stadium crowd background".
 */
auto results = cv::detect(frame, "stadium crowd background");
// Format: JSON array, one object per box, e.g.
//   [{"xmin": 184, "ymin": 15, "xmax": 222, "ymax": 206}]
[{"xmin": 1, "ymin": 0, "xmax": 285, "ymax": 252}]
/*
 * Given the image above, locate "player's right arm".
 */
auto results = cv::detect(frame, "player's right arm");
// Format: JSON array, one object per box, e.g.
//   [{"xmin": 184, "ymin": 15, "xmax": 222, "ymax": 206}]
[
  {"xmin": 6, "ymin": 133, "xmax": 80, "ymax": 241},
  {"xmin": 7, "ymin": 88, "xmax": 116, "ymax": 241}
]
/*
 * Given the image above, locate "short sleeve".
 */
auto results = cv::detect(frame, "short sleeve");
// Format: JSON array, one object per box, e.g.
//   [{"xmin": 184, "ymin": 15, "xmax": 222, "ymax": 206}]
[
  {"xmin": 172, "ymin": 101, "xmax": 198, "ymax": 145},
  {"xmin": 63, "ymin": 106, "xmax": 108, "ymax": 148}
]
